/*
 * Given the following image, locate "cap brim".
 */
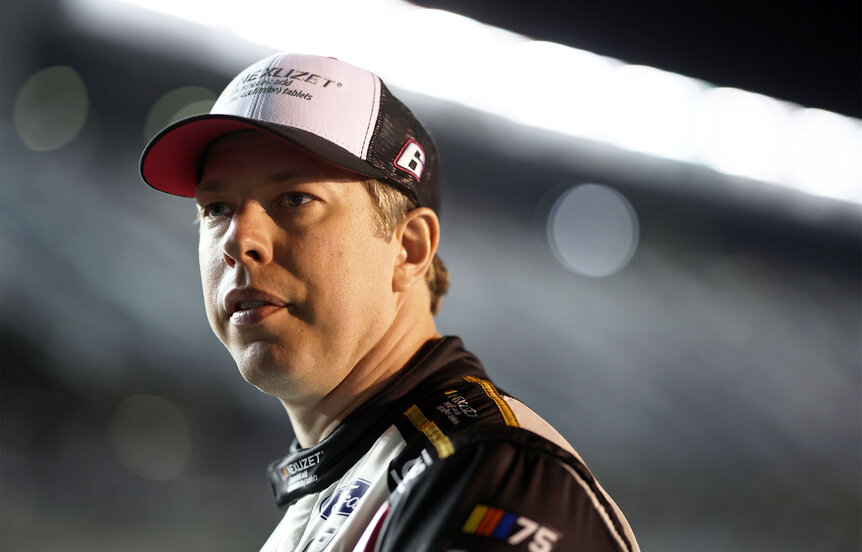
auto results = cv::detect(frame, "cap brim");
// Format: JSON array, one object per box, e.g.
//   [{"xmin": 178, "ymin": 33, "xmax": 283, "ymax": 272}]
[{"xmin": 140, "ymin": 114, "xmax": 388, "ymax": 197}]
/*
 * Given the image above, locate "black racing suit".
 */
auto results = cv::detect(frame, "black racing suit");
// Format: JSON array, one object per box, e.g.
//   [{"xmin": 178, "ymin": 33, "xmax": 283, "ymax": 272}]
[{"xmin": 261, "ymin": 337, "xmax": 639, "ymax": 552}]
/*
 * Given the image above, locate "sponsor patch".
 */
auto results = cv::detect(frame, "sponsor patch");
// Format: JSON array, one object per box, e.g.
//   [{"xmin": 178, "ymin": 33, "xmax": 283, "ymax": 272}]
[
  {"xmin": 279, "ymin": 450, "xmax": 324, "ymax": 481},
  {"xmin": 462, "ymin": 504, "xmax": 562, "ymax": 550},
  {"xmin": 436, "ymin": 389, "xmax": 478, "ymax": 425},
  {"xmin": 226, "ymin": 65, "xmax": 342, "ymax": 104},
  {"xmin": 279, "ymin": 450, "xmax": 324, "ymax": 493},
  {"xmin": 319, "ymin": 478, "xmax": 371, "ymax": 520},
  {"xmin": 394, "ymin": 140, "xmax": 426, "ymax": 181},
  {"xmin": 389, "ymin": 449, "xmax": 434, "ymax": 495}
]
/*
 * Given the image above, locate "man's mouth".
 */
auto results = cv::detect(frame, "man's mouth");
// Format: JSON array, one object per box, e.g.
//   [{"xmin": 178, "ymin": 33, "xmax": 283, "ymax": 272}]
[
  {"xmin": 237, "ymin": 300, "xmax": 271, "ymax": 310},
  {"xmin": 225, "ymin": 289, "xmax": 288, "ymax": 326},
  {"xmin": 231, "ymin": 304, "xmax": 283, "ymax": 325}
]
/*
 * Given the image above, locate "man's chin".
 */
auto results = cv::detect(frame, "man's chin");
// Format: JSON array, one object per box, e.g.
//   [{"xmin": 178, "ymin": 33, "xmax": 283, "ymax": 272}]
[
  {"xmin": 237, "ymin": 360, "xmax": 292, "ymax": 396},
  {"xmin": 232, "ymin": 342, "xmax": 282, "ymax": 383},
  {"xmin": 232, "ymin": 345, "xmax": 310, "ymax": 398}
]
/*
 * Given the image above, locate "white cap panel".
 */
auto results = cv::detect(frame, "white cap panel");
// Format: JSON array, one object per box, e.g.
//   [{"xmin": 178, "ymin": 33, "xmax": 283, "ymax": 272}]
[{"xmin": 211, "ymin": 53, "xmax": 380, "ymax": 158}]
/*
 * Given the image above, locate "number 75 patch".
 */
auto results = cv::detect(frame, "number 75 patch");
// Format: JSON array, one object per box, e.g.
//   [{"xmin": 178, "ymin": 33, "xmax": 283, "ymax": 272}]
[{"xmin": 462, "ymin": 504, "xmax": 562, "ymax": 551}]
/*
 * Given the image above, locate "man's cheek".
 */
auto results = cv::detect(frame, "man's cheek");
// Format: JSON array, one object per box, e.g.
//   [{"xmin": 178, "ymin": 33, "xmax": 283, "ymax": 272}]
[
  {"xmin": 197, "ymin": 247, "xmax": 224, "ymax": 330},
  {"xmin": 198, "ymin": 240, "xmax": 222, "ymax": 285}
]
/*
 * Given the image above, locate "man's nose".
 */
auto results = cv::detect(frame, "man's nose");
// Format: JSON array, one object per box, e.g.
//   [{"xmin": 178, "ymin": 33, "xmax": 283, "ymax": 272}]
[{"xmin": 221, "ymin": 203, "xmax": 274, "ymax": 268}]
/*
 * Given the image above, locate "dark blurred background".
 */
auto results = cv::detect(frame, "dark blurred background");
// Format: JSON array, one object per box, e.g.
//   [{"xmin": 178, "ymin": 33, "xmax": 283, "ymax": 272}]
[{"xmin": 2, "ymin": 0, "xmax": 859, "ymax": 550}]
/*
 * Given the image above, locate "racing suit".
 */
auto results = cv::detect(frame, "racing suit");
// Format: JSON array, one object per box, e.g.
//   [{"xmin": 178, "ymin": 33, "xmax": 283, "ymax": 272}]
[{"xmin": 261, "ymin": 336, "xmax": 639, "ymax": 552}]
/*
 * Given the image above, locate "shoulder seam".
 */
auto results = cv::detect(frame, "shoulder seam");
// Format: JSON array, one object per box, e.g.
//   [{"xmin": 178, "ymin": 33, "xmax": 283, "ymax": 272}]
[{"xmin": 463, "ymin": 376, "xmax": 520, "ymax": 427}]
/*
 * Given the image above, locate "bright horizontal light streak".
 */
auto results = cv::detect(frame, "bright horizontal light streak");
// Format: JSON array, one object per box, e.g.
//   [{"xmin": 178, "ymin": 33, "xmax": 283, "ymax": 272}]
[
  {"xmin": 377, "ymin": 8, "xmax": 513, "ymax": 105},
  {"xmin": 488, "ymin": 41, "xmax": 622, "ymax": 139},
  {"xmin": 71, "ymin": 0, "xmax": 862, "ymax": 206},
  {"xmin": 697, "ymin": 87, "xmax": 795, "ymax": 183},
  {"xmin": 786, "ymin": 108, "xmax": 862, "ymax": 203},
  {"xmin": 608, "ymin": 64, "xmax": 707, "ymax": 160}
]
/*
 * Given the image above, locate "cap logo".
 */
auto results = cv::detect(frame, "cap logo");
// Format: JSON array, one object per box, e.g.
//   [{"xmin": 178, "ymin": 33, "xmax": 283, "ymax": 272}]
[
  {"xmin": 394, "ymin": 140, "xmax": 426, "ymax": 181},
  {"xmin": 239, "ymin": 67, "xmax": 341, "ymax": 87},
  {"xmin": 224, "ymin": 66, "xmax": 343, "ymax": 104}
]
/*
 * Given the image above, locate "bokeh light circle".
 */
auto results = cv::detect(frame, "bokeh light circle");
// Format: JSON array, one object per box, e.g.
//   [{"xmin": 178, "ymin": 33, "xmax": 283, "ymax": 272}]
[
  {"xmin": 13, "ymin": 66, "xmax": 89, "ymax": 151},
  {"xmin": 144, "ymin": 86, "xmax": 216, "ymax": 141},
  {"xmin": 547, "ymin": 183, "xmax": 640, "ymax": 277},
  {"xmin": 109, "ymin": 394, "xmax": 191, "ymax": 481}
]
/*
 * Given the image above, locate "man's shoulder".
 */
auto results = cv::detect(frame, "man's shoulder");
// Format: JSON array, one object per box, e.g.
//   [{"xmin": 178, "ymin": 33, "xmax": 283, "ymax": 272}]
[
  {"xmin": 375, "ymin": 339, "xmax": 639, "ymax": 552},
  {"xmin": 381, "ymin": 415, "xmax": 639, "ymax": 551},
  {"xmin": 390, "ymin": 337, "xmax": 575, "ymax": 455},
  {"xmin": 387, "ymin": 367, "xmax": 583, "ymax": 508}
]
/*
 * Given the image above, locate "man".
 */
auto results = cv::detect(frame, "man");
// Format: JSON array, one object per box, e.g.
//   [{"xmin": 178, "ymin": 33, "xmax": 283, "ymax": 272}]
[{"xmin": 140, "ymin": 53, "xmax": 638, "ymax": 552}]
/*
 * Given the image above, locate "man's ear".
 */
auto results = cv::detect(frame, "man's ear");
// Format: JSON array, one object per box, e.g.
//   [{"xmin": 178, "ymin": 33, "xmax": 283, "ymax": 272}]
[{"xmin": 393, "ymin": 207, "xmax": 439, "ymax": 293}]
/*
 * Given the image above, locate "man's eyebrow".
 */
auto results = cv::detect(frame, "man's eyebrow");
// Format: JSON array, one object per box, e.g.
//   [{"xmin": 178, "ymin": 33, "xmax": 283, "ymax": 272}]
[
  {"xmin": 195, "ymin": 180, "xmax": 226, "ymax": 195},
  {"xmin": 265, "ymin": 170, "xmax": 309, "ymax": 185},
  {"xmin": 195, "ymin": 171, "xmax": 329, "ymax": 195}
]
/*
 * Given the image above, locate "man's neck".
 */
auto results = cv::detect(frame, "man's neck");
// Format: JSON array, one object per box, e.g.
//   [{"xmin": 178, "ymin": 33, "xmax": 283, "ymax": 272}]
[{"xmin": 281, "ymin": 300, "xmax": 439, "ymax": 448}]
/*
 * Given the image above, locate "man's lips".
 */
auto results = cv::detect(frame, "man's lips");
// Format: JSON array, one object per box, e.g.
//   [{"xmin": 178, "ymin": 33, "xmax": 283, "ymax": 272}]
[{"xmin": 224, "ymin": 288, "xmax": 288, "ymax": 325}]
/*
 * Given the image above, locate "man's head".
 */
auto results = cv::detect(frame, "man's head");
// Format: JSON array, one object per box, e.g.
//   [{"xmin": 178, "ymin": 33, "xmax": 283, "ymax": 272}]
[
  {"xmin": 195, "ymin": 130, "xmax": 440, "ymax": 400},
  {"xmin": 139, "ymin": 53, "xmax": 448, "ymax": 403}
]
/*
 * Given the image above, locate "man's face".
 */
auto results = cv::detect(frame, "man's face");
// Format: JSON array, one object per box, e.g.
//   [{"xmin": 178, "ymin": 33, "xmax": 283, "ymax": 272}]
[{"xmin": 195, "ymin": 131, "xmax": 401, "ymax": 402}]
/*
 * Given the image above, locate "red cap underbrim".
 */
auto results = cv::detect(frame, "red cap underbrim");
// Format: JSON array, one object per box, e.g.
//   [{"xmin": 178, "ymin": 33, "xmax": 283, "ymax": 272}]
[{"xmin": 140, "ymin": 114, "xmax": 386, "ymax": 197}]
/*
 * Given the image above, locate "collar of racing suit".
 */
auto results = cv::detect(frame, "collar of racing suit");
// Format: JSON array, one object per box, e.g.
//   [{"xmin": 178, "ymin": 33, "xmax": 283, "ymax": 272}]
[{"xmin": 266, "ymin": 336, "xmax": 487, "ymax": 508}]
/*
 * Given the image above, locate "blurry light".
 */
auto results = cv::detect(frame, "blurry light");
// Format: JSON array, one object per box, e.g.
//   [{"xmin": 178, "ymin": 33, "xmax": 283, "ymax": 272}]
[
  {"xmin": 143, "ymin": 86, "xmax": 216, "ymax": 142},
  {"xmin": 547, "ymin": 183, "xmax": 640, "ymax": 277},
  {"xmin": 13, "ymin": 66, "xmax": 89, "ymax": 151},
  {"xmin": 785, "ymin": 108, "xmax": 862, "ymax": 203},
  {"xmin": 113, "ymin": 0, "xmax": 223, "ymax": 27},
  {"xmin": 71, "ymin": 0, "xmax": 862, "ymax": 206},
  {"xmin": 376, "ymin": 8, "xmax": 518, "ymax": 106},
  {"xmin": 227, "ymin": 0, "xmax": 339, "ymax": 51},
  {"xmin": 696, "ymin": 87, "xmax": 794, "ymax": 182},
  {"xmin": 170, "ymin": 99, "xmax": 217, "ymax": 121},
  {"xmin": 607, "ymin": 65, "xmax": 706, "ymax": 160},
  {"xmin": 109, "ymin": 394, "xmax": 191, "ymax": 481},
  {"xmin": 493, "ymin": 41, "xmax": 620, "ymax": 138}
]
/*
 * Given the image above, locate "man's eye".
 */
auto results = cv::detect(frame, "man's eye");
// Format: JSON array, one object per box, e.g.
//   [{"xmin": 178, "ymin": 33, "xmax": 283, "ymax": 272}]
[
  {"xmin": 281, "ymin": 192, "xmax": 314, "ymax": 208},
  {"xmin": 202, "ymin": 202, "xmax": 234, "ymax": 217}
]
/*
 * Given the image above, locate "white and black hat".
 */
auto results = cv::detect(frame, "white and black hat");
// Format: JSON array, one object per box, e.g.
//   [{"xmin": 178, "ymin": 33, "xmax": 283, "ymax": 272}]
[{"xmin": 140, "ymin": 53, "xmax": 439, "ymax": 211}]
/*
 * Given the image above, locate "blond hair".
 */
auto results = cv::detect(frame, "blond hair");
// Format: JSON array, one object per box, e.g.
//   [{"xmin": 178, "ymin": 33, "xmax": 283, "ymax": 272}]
[{"xmin": 362, "ymin": 179, "xmax": 449, "ymax": 315}]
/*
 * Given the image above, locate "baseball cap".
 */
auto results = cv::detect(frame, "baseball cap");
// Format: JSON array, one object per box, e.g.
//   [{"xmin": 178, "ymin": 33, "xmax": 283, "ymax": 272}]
[{"xmin": 140, "ymin": 53, "xmax": 439, "ymax": 211}]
